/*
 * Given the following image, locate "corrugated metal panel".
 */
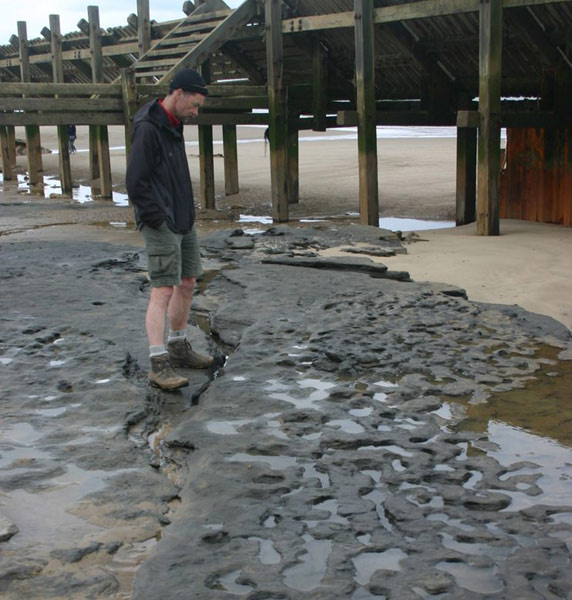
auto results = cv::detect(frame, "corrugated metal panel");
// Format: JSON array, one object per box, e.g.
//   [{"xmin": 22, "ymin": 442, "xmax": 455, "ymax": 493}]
[{"xmin": 501, "ymin": 127, "xmax": 572, "ymax": 227}]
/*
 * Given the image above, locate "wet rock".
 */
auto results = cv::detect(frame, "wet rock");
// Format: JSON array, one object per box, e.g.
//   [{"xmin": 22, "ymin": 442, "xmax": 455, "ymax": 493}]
[
  {"xmin": 2, "ymin": 228, "xmax": 572, "ymax": 599},
  {"xmin": 0, "ymin": 558, "xmax": 46, "ymax": 582},
  {"xmin": 463, "ymin": 493, "xmax": 513, "ymax": 512},
  {"xmin": 227, "ymin": 236, "xmax": 255, "ymax": 250},
  {"xmin": 415, "ymin": 569, "xmax": 455, "ymax": 594},
  {"xmin": 0, "ymin": 516, "xmax": 18, "ymax": 542},
  {"xmin": 51, "ymin": 542, "xmax": 103, "ymax": 563}
]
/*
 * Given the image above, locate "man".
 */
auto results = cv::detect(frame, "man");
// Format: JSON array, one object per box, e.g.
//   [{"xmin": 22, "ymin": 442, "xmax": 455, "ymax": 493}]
[
  {"xmin": 126, "ymin": 69, "xmax": 213, "ymax": 391},
  {"xmin": 68, "ymin": 124, "xmax": 77, "ymax": 153}
]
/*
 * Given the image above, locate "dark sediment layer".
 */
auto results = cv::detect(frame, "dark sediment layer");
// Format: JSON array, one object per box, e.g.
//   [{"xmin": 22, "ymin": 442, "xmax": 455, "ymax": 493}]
[{"xmin": 0, "ymin": 224, "xmax": 571, "ymax": 599}]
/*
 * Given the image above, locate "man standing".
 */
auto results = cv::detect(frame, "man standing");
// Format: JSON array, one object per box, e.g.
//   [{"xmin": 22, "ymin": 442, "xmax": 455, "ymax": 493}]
[{"xmin": 126, "ymin": 69, "xmax": 213, "ymax": 391}]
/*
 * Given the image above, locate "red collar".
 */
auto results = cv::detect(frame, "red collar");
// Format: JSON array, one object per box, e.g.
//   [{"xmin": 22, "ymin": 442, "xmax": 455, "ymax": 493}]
[{"xmin": 158, "ymin": 99, "xmax": 181, "ymax": 129}]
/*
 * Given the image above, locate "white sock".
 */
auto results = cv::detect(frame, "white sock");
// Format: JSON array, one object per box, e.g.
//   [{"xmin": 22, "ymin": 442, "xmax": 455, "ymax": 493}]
[
  {"xmin": 149, "ymin": 345, "xmax": 167, "ymax": 358},
  {"xmin": 168, "ymin": 329, "xmax": 186, "ymax": 342}
]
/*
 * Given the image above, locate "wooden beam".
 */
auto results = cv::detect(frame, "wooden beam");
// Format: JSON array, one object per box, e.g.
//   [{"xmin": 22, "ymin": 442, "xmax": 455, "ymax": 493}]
[
  {"xmin": 458, "ymin": 109, "xmax": 567, "ymax": 128},
  {"xmin": 222, "ymin": 124, "xmax": 239, "ymax": 196},
  {"xmin": 199, "ymin": 60, "xmax": 215, "ymax": 210},
  {"xmin": 287, "ymin": 118, "xmax": 299, "ymax": 204},
  {"xmin": 89, "ymin": 5, "xmax": 112, "ymax": 199},
  {"xmin": 312, "ymin": 38, "xmax": 328, "ymax": 132},
  {"xmin": 137, "ymin": 0, "xmax": 151, "ymax": 57},
  {"xmin": 354, "ymin": 0, "xmax": 379, "ymax": 226},
  {"xmin": 456, "ymin": 127, "xmax": 477, "ymax": 225},
  {"xmin": 50, "ymin": 14, "xmax": 73, "ymax": 196},
  {"xmin": 477, "ymin": 0, "xmax": 503, "ymax": 236},
  {"xmin": 221, "ymin": 42, "xmax": 266, "ymax": 84},
  {"xmin": 282, "ymin": 0, "xmax": 571, "ymax": 33},
  {"xmin": 266, "ymin": 0, "xmax": 289, "ymax": 222},
  {"xmin": 338, "ymin": 109, "xmax": 456, "ymax": 127},
  {"xmin": 6, "ymin": 126, "xmax": 17, "ymax": 169},
  {"xmin": 17, "ymin": 20, "xmax": 43, "ymax": 185},
  {"xmin": 0, "ymin": 127, "xmax": 15, "ymax": 180},
  {"xmin": 121, "ymin": 68, "xmax": 138, "ymax": 161},
  {"xmin": 159, "ymin": 0, "xmax": 258, "ymax": 83},
  {"xmin": 0, "ymin": 113, "xmax": 124, "ymax": 126},
  {"xmin": 0, "ymin": 83, "xmax": 122, "ymax": 96},
  {"xmin": 0, "ymin": 98, "xmax": 123, "ymax": 111}
]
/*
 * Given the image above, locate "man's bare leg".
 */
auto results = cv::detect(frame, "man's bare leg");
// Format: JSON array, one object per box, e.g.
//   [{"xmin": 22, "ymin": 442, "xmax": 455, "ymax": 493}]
[
  {"xmin": 166, "ymin": 277, "xmax": 214, "ymax": 369},
  {"xmin": 146, "ymin": 286, "xmax": 174, "ymax": 346},
  {"xmin": 167, "ymin": 277, "xmax": 195, "ymax": 332},
  {"xmin": 146, "ymin": 286, "xmax": 188, "ymax": 390}
]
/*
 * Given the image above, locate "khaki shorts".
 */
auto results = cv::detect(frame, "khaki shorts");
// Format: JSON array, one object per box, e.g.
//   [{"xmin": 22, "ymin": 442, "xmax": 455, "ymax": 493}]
[{"xmin": 141, "ymin": 223, "xmax": 203, "ymax": 287}]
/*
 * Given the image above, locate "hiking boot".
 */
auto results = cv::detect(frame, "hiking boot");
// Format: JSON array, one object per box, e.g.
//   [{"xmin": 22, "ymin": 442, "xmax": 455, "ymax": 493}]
[
  {"xmin": 149, "ymin": 354, "xmax": 189, "ymax": 391},
  {"xmin": 168, "ymin": 338, "xmax": 214, "ymax": 369}
]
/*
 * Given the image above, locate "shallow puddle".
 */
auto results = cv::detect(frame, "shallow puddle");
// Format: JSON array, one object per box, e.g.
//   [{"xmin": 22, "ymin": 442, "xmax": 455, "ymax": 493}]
[
  {"xmin": 11, "ymin": 173, "xmax": 129, "ymax": 206},
  {"xmin": 249, "ymin": 537, "xmax": 281, "ymax": 565},
  {"xmin": 352, "ymin": 548, "xmax": 408, "ymax": 585},
  {"xmin": 218, "ymin": 570, "xmax": 254, "ymax": 595},
  {"xmin": 451, "ymin": 345, "xmax": 572, "ymax": 446},
  {"xmin": 446, "ymin": 347, "xmax": 572, "ymax": 512},
  {"xmin": 283, "ymin": 534, "xmax": 332, "ymax": 591}
]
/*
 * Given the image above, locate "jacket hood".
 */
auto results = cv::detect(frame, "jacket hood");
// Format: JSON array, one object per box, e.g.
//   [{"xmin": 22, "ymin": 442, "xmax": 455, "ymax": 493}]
[{"xmin": 133, "ymin": 99, "xmax": 178, "ymax": 133}]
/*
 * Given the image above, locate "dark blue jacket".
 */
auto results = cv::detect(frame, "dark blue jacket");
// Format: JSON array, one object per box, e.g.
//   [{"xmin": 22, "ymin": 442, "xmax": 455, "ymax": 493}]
[{"xmin": 126, "ymin": 99, "xmax": 195, "ymax": 233}]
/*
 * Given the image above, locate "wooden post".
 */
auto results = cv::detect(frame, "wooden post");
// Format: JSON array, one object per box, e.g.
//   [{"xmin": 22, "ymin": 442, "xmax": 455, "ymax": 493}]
[
  {"xmin": 199, "ymin": 61, "xmax": 215, "ymax": 209},
  {"xmin": 121, "ymin": 68, "xmax": 138, "ymax": 162},
  {"xmin": 18, "ymin": 21, "xmax": 43, "ymax": 186},
  {"xmin": 6, "ymin": 127, "xmax": 17, "ymax": 170},
  {"xmin": 312, "ymin": 37, "xmax": 328, "ymax": 132},
  {"xmin": 354, "ymin": 0, "xmax": 379, "ymax": 226},
  {"xmin": 88, "ymin": 5, "xmax": 101, "ymax": 196},
  {"xmin": 0, "ymin": 127, "xmax": 14, "ymax": 180},
  {"xmin": 50, "ymin": 14, "xmax": 73, "ymax": 196},
  {"xmin": 477, "ymin": 0, "xmax": 502, "ymax": 236},
  {"xmin": 265, "ymin": 0, "xmax": 289, "ymax": 222},
  {"xmin": 287, "ymin": 117, "xmax": 299, "ymax": 204},
  {"xmin": 137, "ymin": 0, "xmax": 151, "ymax": 58},
  {"xmin": 222, "ymin": 125, "xmax": 239, "ymax": 196},
  {"xmin": 89, "ymin": 5, "xmax": 112, "ymax": 199},
  {"xmin": 456, "ymin": 127, "xmax": 477, "ymax": 225}
]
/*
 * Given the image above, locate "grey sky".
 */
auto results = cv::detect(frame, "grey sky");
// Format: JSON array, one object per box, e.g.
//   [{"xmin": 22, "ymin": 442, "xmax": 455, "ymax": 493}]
[{"xmin": 1, "ymin": 0, "xmax": 243, "ymax": 46}]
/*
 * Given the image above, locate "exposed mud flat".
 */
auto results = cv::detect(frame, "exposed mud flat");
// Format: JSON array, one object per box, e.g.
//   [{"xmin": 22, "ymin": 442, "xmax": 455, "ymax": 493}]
[{"xmin": 1, "ymin": 224, "xmax": 571, "ymax": 599}]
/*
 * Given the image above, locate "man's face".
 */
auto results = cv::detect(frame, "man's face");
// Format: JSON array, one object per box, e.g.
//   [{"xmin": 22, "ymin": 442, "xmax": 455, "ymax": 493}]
[{"xmin": 173, "ymin": 90, "xmax": 206, "ymax": 121}]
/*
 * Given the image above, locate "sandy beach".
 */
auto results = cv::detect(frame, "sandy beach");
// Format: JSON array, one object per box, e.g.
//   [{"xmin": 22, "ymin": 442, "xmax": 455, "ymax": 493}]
[{"xmin": 3, "ymin": 124, "xmax": 571, "ymax": 332}]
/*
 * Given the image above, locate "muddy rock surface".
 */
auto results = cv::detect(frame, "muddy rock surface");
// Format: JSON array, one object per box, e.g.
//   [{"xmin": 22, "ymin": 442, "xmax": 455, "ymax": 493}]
[{"xmin": 1, "ymin": 224, "xmax": 571, "ymax": 599}]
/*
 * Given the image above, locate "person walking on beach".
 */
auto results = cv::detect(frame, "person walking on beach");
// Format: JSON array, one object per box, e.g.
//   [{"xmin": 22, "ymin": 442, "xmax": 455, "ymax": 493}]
[
  {"xmin": 67, "ymin": 124, "xmax": 77, "ymax": 153},
  {"xmin": 126, "ymin": 69, "xmax": 213, "ymax": 391}
]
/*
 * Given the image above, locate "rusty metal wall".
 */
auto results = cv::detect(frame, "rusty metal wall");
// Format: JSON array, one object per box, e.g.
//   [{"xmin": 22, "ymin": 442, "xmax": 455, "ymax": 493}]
[{"xmin": 501, "ymin": 127, "xmax": 572, "ymax": 227}]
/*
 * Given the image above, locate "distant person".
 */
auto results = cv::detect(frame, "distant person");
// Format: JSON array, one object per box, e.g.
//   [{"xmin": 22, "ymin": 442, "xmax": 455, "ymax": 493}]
[
  {"xmin": 264, "ymin": 127, "xmax": 269, "ymax": 156},
  {"xmin": 126, "ymin": 69, "xmax": 214, "ymax": 391},
  {"xmin": 67, "ymin": 125, "xmax": 77, "ymax": 154}
]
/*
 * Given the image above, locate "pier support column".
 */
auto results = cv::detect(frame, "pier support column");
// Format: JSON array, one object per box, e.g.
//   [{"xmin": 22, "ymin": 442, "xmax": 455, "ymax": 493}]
[
  {"xmin": 354, "ymin": 0, "xmax": 379, "ymax": 226},
  {"xmin": 50, "ymin": 14, "xmax": 73, "ymax": 196},
  {"xmin": 199, "ymin": 61, "xmax": 215, "ymax": 209},
  {"xmin": 223, "ymin": 125, "xmax": 239, "ymax": 196},
  {"xmin": 456, "ymin": 126, "xmax": 477, "ymax": 225},
  {"xmin": 89, "ymin": 6, "xmax": 112, "ymax": 199},
  {"xmin": 0, "ymin": 127, "xmax": 15, "ymax": 181},
  {"xmin": 19, "ymin": 19, "xmax": 43, "ymax": 185},
  {"xmin": 265, "ymin": 0, "xmax": 289, "ymax": 222},
  {"xmin": 477, "ymin": 0, "xmax": 503, "ymax": 235}
]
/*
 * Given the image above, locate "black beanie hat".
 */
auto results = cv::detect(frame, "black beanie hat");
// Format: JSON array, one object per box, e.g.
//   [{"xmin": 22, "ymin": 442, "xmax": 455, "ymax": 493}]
[{"xmin": 169, "ymin": 69, "xmax": 209, "ymax": 96}]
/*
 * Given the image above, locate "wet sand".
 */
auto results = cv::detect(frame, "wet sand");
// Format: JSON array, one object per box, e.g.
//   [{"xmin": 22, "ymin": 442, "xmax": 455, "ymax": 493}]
[{"xmin": 3, "ymin": 124, "xmax": 571, "ymax": 332}]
